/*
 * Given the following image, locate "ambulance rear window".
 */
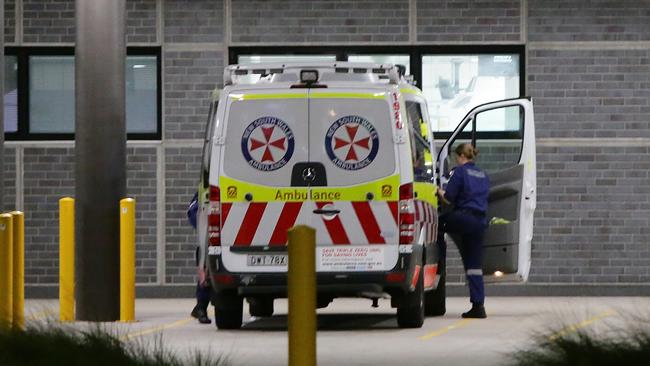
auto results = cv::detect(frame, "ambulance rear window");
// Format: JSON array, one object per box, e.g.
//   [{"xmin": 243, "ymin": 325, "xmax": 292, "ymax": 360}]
[{"xmin": 222, "ymin": 96, "xmax": 308, "ymax": 187}]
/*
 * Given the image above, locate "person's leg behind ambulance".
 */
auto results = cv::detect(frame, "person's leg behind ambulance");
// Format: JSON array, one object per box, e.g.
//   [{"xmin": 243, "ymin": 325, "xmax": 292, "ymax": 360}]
[{"xmin": 437, "ymin": 210, "xmax": 488, "ymax": 318}]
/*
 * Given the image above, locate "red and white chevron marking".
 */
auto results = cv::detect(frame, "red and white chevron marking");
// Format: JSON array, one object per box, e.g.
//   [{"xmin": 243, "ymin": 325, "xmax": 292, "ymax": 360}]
[
  {"xmin": 415, "ymin": 200, "xmax": 437, "ymax": 245},
  {"xmin": 220, "ymin": 201, "xmax": 398, "ymax": 246}
]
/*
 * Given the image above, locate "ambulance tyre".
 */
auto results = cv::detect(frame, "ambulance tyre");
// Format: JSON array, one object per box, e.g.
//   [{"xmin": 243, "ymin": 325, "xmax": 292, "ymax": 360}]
[
  {"xmin": 214, "ymin": 291, "xmax": 243, "ymax": 329},
  {"xmin": 248, "ymin": 297, "xmax": 274, "ymax": 317},
  {"xmin": 425, "ymin": 259, "xmax": 446, "ymax": 316},
  {"xmin": 396, "ymin": 270, "xmax": 424, "ymax": 328}
]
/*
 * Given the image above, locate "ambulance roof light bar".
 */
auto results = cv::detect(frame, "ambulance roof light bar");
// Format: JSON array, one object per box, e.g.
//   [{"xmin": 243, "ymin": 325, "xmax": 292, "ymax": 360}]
[{"xmin": 224, "ymin": 62, "xmax": 401, "ymax": 86}]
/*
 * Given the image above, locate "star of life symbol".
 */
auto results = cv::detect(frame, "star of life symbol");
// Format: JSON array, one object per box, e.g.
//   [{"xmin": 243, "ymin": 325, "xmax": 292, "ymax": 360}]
[
  {"xmin": 241, "ymin": 116, "xmax": 295, "ymax": 171},
  {"xmin": 325, "ymin": 115, "xmax": 379, "ymax": 171}
]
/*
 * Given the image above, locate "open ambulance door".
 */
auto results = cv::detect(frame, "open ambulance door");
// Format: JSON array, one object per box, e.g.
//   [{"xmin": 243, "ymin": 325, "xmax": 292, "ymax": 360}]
[{"xmin": 436, "ymin": 97, "xmax": 536, "ymax": 282}]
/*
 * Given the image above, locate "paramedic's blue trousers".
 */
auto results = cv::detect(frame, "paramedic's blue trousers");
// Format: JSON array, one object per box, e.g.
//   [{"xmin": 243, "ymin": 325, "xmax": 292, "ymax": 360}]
[{"xmin": 437, "ymin": 210, "xmax": 487, "ymax": 305}]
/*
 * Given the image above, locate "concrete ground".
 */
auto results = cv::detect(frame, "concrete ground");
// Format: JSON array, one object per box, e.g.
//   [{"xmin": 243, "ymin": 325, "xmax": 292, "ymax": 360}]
[{"xmin": 24, "ymin": 297, "xmax": 650, "ymax": 366}]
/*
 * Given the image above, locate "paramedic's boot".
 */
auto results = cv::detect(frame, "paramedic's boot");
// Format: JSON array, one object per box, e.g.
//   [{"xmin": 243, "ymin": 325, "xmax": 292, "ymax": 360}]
[
  {"xmin": 191, "ymin": 301, "xmax": 211, "ymax": 324},
  {"xmin": 462, "ymin": 304, "xmax": 487, "ymax": 319}
]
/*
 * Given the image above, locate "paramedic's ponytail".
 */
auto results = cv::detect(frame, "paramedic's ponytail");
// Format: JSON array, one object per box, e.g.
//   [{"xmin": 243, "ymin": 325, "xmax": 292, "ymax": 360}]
[{"xmin": 454, "ymin": 143, "xmax": 479, "ymax": 160}]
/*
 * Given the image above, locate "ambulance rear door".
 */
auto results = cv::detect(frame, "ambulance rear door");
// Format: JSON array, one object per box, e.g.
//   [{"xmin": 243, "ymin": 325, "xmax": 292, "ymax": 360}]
[
  {"xmin": 436, "ymin": 97, "xmax": 536, "ymax": 282},
  {"xmin": 218, "ymin": 89, "xmax": 310, "ymax": 273},
  {"xmin": 306, "ymin": 88, "xmax": 403, "ymax": 273}
]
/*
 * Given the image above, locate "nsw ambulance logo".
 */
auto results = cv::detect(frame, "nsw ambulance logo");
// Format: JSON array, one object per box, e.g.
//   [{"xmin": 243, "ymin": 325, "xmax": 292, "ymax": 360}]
[
  {"xmin": 324, "ymin": 115, "xmax": 379, "ymax": 171},
  {"xmin": 241, "ymin": 116, "xmax": 295, "ymax": 172}
]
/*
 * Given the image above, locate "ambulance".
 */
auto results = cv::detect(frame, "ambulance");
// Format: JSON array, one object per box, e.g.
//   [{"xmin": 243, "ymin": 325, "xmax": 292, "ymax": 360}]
[{"xmin": 197, "ymin": 62, "xmax": 536, "ymax": 329}]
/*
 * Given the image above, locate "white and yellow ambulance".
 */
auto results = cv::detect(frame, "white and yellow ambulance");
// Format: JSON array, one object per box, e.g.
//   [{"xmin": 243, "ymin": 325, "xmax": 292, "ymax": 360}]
[{"xmin": 197, "ymin": 62, "xmax": 536, "ymax": 329}]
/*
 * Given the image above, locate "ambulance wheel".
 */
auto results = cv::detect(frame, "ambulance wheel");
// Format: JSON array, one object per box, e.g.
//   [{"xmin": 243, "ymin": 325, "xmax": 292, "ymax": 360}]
[
  {"xmin": 248, "ymin": 297, "xmax": 274, "ymax": 317},
  {"xmin": 396, "ymin": 270, "xmax": 424, "ymax": 328},
  {"xmin": 214, "ymin": 291, "xmax": 243, "ymax": 329},
  {"xmin": 425, "ymin": 259, "xmax": 446, "ymax": 316}
]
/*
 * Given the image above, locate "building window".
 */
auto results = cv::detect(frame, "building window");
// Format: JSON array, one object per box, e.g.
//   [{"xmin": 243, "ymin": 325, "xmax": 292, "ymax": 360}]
[
  {"xmin": 4, "ymin": 47, "xmax": 161, "ymax": 140},
  {"xmin": 348, "ymin": 54, "xmax": 410, "ymax": 74},
  {"xmin": 4, "ymin": 55, "xmax": 18, "ymax": 133},
  {"xmin": 422, "ymin": 54, "xmax": 520, "ymax": 132},
  {"xmin": 230, "ymin": 46, "xmax": 524, "ymax": 140}
]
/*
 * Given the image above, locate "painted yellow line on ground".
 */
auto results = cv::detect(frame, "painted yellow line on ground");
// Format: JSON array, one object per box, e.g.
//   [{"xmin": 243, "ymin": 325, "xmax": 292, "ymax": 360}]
[
  {"xmin": 548, "ymin": 309, "xmax": 618, "ymax": 341},
  {"xmin": 122, "ymin": 308, "xmax": 217, "ymax": 340},
  {"xmin": 419, "ymin": 319, "xmax": 474, "ymax": 340},
  {"xmin": 121, "ymin": 317, "xmax": 194, "ymax": 341}
]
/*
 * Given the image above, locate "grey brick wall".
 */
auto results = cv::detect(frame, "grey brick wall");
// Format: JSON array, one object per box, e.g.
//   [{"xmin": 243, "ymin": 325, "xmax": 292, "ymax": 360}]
[
  {"xmin": 528, "ymin": 49, "xmax": 650, "ymax": 139},
  {"xmin": 531, "ymin": 145, "xmax": 650, "ymax": 283},
  {"xmin": 417, "ymin": 0, "xmax": 520, "ymax": 42},
  {"xmin": 5, "ymin": 0, "xmax": 15, "ymax": 44},
  {"xmin": 529, "ymin": 0, "xmax": 650, "ymax": 42},
  {"xmin": 231, "ymin": 0, "xmax": 409, "ymax": 43},
  {"xmin": 7, "ymin": 0, "xmax": 650, "ymax": 290},
  {"xmin": 127, "ymin": 0, "xmax": 158, "ymax": 44},
  {"xmin": 164, "ymin": 50, "xmax": 223, "ymax": 139},
  {"xmin": 23, "ymin": 0, "xmax": 75, "ymax": 43},
  {"xmin": 164, "ymin": 146, "xmax": 201, "ymax": 284},
  {"xmin": 2, "ymin": 147, "xmax": 16, "ymax": 213},
  {"xmin": 164, "ymin": 0, "xmax": 223, "ymax": 43},
  {"xmin": 127, "ymin": 147, "xmax": 158, "ymax": 284},
  {"xmin": 23, "ymin": 147, "xmax": 74, "ymax": 284}
]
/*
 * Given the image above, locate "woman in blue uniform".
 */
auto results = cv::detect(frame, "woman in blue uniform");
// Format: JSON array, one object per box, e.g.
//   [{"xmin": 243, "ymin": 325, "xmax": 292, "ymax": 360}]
[{"xmin": 437, "ymin": 143, "xmax": 490, "ymax": 318}]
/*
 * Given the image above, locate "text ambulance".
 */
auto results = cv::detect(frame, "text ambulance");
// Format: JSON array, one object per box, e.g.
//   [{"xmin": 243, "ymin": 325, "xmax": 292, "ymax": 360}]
[{"xmin": 196, "ymin": 62, "xmax": 536, "ymax": 329}]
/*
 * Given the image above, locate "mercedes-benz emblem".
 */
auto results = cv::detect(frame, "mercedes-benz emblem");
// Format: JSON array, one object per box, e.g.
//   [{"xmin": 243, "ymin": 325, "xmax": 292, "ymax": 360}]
[{"xmin": 302, "ymin": 167, "xmax": 316, "ymax": 182}]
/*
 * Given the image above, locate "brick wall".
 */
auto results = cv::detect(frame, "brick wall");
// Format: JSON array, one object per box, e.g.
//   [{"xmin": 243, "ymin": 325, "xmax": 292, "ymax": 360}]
[
  {"xmin": 417, "ymin": 0, "xmax": 520, "ymax": 42},
  {"xmin": 23, "ymin": 0, "xmax": 75, "ymax": 43},
  {"xmin": 5, "ymin": 0, "xmax": 15, "ymax": 44},
  {"xmin": 126, "ymin": 0, "xmax": 157, "ymax": 44},
  {"xmin": 164, "ymin": 50, "xmax": 223, "ymax": 139},
  {"xmin": 528, "ymin": 49, "xmax": 650, "ymax": 138},
  {"xmin": 3, "ymin": 0, "xmax": 649, "ymax": 290},
  {"xmin": 127, "ymin": 147, "xmax": 158, "ymax": 284},
  {"xmin": 2, "ymin": 147, "xmax": 16, "ymax": 212},
  {"xmin": 164, "ymin": 0, "xmax": 223, "ymax": 43},
  {"xmin": 528, "ymin": 0, "xmax": 650, "ymax": 42},
  {"xmin": 532, "ymin": 145, "xmax": 650, "ymax": 283},
  {"xmin": 22, "ymin": 147, "xmax": 74, "ymax": 284},
  {"xmin": 231, "ymin": 0, "xmax": 409, "ymax": 43},
  {"xmin": 164, "ymin": 146, "xmax": 202, "ymax": 284}
]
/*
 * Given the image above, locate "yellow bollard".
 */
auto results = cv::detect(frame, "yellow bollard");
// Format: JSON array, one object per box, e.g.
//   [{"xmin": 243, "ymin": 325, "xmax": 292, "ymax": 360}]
[
  {"xmin": 59, "ymin": 197, "xmax": 75, "ymax": 322},
  {"xmin": 287, "ymin": 225, "xmax": 317, "ymax": 366},
  {"xmin": 0, "ymin": 213, "xmax": 14, "ymax": 329},
  {"xmin": 10, "ymin": 212, "xmax": 25, "ymax": 330},
  {"xmin": 120, "ymin": 198, "xmax": 135, "ymax": 322}
]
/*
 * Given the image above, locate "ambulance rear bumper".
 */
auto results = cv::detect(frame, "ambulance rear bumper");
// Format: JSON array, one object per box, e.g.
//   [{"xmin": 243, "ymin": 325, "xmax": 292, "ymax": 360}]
[{"xmin": 207, "ymin": 249, "xmax": 422, "ymax": 299}]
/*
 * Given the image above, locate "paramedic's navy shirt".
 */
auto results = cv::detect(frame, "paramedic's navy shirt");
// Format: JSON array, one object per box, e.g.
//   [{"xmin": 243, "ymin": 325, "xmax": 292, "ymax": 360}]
[{"xmin": 444, "ymin": 162, "xmax": 489, "ymax": 214}]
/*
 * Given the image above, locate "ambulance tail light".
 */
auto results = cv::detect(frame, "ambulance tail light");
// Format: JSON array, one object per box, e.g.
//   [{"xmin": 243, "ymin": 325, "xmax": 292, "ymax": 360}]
[
  {"xmin": 208, "ymin": 185, "xmax": 221, "ymax": 246},
  {"xmin": 399, "ymin": 183, "xmax": 415, "ymax": 244}
]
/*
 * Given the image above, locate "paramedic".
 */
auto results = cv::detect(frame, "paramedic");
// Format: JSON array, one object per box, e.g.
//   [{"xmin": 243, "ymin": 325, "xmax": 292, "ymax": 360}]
[
  {"xmin": 436, "ymin": 143, "xmax": 490, "ymax": 319},
  {"xmin": 188, "ymin": 192, "xmax": 212, "ymax": 324}
]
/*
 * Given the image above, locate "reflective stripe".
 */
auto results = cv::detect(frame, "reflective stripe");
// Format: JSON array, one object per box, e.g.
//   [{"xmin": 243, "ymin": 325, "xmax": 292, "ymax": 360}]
[
  {"xmin": 220, "ymin": 175, "xmax": 400, "ymax": 202},
  {"xmin": 414, "ymin": 182, "xmax": 438, "ymax": 209},
  {"xmin": 229, "ymin": 92, "xmax": 308, "ymax": 101},
  {"xmin": 310, "ymin": 92, "xmax": 386, "ymax": 99},
  {"xmin": 229, "ymin": 92, "xmax": 386, "ymax": 101},
  {"xmin": 399, "ymin": 88, "xmax": 423, "ymax": 97},
  {"xmin": 467, "ymin": 269, "xmax": 483, "ymax": 276}
]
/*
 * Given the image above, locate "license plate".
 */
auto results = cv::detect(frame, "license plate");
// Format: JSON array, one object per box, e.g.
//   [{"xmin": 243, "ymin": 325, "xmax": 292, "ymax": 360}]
[{"xmin": 247, "ymin": 254, "xmax": 288, "ymax": 267}]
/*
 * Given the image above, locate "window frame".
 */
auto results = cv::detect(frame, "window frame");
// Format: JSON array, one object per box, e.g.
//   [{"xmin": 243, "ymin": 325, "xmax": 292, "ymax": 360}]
[
  {"xmin": 4, "ymin": 46, "xmax": 162, "ymax": 141},
  {"xmin": 229, "ymin": 45, "xmax": 525, "ymax": 140}
]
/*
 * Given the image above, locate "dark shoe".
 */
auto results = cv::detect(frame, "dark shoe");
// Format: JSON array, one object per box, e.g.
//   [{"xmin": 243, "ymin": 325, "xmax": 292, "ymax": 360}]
[
  {"xmin": 462, "ymin": 304, "xmax": 487, "ymax": 319},
  {"xmin": 191, "ymin": 304, "xmax": 212, "ymax": 324}
]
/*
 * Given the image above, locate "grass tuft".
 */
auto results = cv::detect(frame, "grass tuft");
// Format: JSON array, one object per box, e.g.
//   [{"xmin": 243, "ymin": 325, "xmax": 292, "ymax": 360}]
[
  {"xmin": 510, "ymin": 313, "xmax": 650, "ymax": 366},
  {"xmin": 0, "ymin": 322, "xmax": 230, "ymax": 366}
]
